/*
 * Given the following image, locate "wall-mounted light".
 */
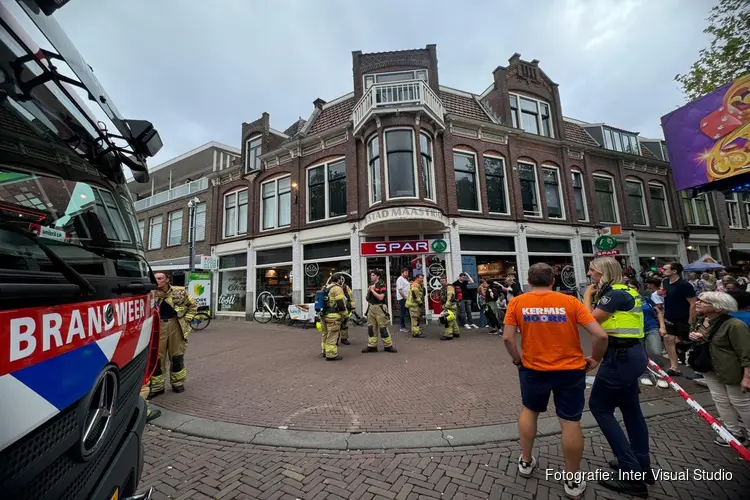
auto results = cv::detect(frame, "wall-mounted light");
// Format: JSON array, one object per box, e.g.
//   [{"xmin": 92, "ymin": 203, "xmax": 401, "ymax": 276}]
[{"xmin": 291, "ymin": 181, "xmax": 299, "ymax": 204}]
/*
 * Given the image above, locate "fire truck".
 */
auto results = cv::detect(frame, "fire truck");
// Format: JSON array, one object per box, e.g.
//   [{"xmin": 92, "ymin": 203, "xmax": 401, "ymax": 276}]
[{"xmin": 0, "ymin": 1, "xmax": 162, "ymax": 499}]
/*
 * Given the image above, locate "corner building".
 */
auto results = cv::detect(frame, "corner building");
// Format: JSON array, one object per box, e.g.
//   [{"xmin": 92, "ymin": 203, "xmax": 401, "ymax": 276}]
[{"xmin": 210, "ymin": 45, "xmax": 690, "ymax": 323}]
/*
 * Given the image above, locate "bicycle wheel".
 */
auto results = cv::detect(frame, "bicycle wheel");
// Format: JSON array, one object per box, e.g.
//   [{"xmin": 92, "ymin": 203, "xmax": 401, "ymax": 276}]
[
  {"xmin": 191, "ymin": 313, "xmax": 211, "ymax": 331},
  {"xmin": 254, "ymin": 292, "xmax": 275, "ymax": 323},
  {"xmin": 284, "ymin": 313, "xmax": 295, "ymax": 326}
]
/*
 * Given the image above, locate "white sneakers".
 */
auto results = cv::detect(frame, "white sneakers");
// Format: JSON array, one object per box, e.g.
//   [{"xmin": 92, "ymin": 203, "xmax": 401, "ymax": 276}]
[
  {"xmin": 517, "ymin": 455, "xmax": 537, "ymax": 477},
  {"xmin": 463, "ymin": 323, "xmax": 480, "ymax": 329},
  {"xmin": 517, "ymin": 455, "xmax": 586, "ymax": 499}
]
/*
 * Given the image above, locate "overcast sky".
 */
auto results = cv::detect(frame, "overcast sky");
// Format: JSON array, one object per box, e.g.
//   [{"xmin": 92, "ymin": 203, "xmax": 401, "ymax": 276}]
[{"xmin": 47, "ymin": 0, "xmax": 715, "ymax": 166}]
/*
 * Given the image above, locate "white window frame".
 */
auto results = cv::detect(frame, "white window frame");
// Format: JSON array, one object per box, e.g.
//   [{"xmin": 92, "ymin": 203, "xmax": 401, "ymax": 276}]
[
  {"xmin": 603, "ymin": 128, "xmax": 640, "ymax": 155},
  {"xmin": 222, "ymin": 188, "xmax": 249, "ymax": 238},
  {"xmin": 625, "ymin": 178, "xmax": 649, "ymax": 227},
  {"xmin": 383, "ymin": 128, "xmax": 419, "ymax": 201},
  {"xmin": 306, "ymin": 157, "xmax": 348, "ymax": 224},
  {"xmin": 363, "ymin": 69, "xmax": 428, "ymax": 89},
  {"xmin": 452, "ymin": 149, "xmax": 482, "ymax": 213},
  {"xmin": 193, "ymin": 202, "xmax": 207, "ymax": 241},
  {"xmin": 245, "ymin": 135, "xmax": 262, "ymax": 173},
  {"xmin": 509, "ymin": 93, "xmax": 554, "ymax": 138},
  {"xmin": 420, "ymin": 132, "xmax": 437, "ymax": 202},
  {"xmin": 571, "ymin": 170, "xmax": 589, "ymax": 222},
  {"xmin": 148, "ymin": 215, "xmax": 162, "ymax": 250},
  {"xmin": 166, "ymin": 209, "xmax": 183, "ymax": 246},
  {"xmin": 726, "ymin": 192, "xmax": 742, "ymax": 229},
  {"xmin": 138, "ymin": 219, "xmax": 145, "ymax": 242},
  {"xmin": 260, "ymin": 175, "xmax": 292, "ymax": 232},
  {"xmin": 592, "ymin": 173, "xmax": 620, "ymax": 224},
  {"xmin": 367, "ymin": 134, "xmax": 382, "ymax": 206},
  {"xmin": 647, "ymin": 183, "xmax": 671, "ymax": 228},
  {"xmin": 540, "ymin": 163, "xmax": 565, "ymax": 220},
  {"xmin": 681, "ymin": 192, "xmax": 713, "ymax": 226},
  {"xmin": 518, "ymin": 161, "xmax": 543, "ymax": 218},
  {"xmin": 483, "ymin": 154, "xmax": 510, "ymax": 216},
  {"xmin": 742, "ymin": 193, "xmax": 750, "ymax": 227}
]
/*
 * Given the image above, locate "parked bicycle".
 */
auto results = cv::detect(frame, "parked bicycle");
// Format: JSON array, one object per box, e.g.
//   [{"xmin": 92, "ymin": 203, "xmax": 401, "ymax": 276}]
[
  {"xmin": 190, "ymin": 306, "xmax": 212, "ymax": 331},
  {"xmin": 253, "ymin": 291, "xmax": 291, "ymax": 324}
]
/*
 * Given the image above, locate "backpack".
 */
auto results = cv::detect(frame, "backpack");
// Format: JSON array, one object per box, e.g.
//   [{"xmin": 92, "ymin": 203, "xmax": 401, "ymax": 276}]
[{"xmin": 314, "ymin": 290, "xmax": 326, "ymax": 312}]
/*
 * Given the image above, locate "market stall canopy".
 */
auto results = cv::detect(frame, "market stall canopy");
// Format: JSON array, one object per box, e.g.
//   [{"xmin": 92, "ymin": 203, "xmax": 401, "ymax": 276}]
[{"xmin": 684, "ymin": 254, "xmax": 725, "ymax": 272}]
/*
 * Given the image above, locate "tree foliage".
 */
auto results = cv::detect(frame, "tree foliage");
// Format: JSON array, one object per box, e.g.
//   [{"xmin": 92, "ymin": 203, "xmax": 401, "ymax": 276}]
[{"xmin": 675, "ymin": 0, "xmax": 750, "ymax": 100}]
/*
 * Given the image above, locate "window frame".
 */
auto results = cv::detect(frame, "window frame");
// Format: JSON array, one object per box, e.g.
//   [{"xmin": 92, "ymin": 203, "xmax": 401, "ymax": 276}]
[
  {"xmin": 148, "ymin": 214, "xmax": 163, "ymax": 250},
  {"xmin": 367, "ymin": 134, "xmax": 382, "ymax": 206},
  {"xmin": 508, "ymin": 93, "xmax": 554, "ymax": 138},
  {"xmin": 363, "ymin": 69, "xmax": 428, "ymax": 89},
  {"xmin": 306, "ymin": 157, "xmax": 348, "ymax": 224},
  {"xmin": 383, "ymin": 128, "xmax": 419, "ymax": 201},
  {"xmin": 625, "ymin": 178, "xmax": 649, "ymax": 227},
  {"xmin": 166, "ymin": 209, "xmax": 183, "ymax": 247},
  {"xmin": 571, "ymin": 169, "xmax": 589, "ymax": 222},
  {"xmin": 603, "ymin": 128, "xmax": 640, "ymax": 155},
  {"xmin": 483, "ymin": 154, "xmax": 510, "ymax": 216},
  {"xmin": 680, "ymin": 192, "xmax": 713, "ymax": 227},
  {"xmin": 452, "ymin": 149, "xmax": 482, "ymax": 213},
  {"xmin": 222, "ymin": 188, "xmax": 249, "ymax": 239},
  {"xmin": 742, "ymin": 193, "xmax": 750, "ymax": 227},
  {"xmin": 725, "ymin": 192, "xmax": 742, "ymax": 229},
  {"xmin": 540, "ymin": 163, "xmax": 565, "ymax": 220},
  {"xmin": 260, "ymin": 175, "xmax": 292, "ymax": 232},
  {"xmin": 518, "ymin": 161, "xmax": 543, "ymax": 218},
  {"xmin": 592, "ymin": 173, "xmax": 620, "ymax": 224},
  {"xmin": 245, "ymin": 135, "xmax": 262, "ymax": 173},
  {"xmin": 647, "ymin": 182, "xmax": 671, "ymax": 228},
  {"xmin": 138, "ymin": 219, "xmax": 146, "ymax": 243},
  {"xmin": 419, "ymin": 132, "xmax": 436, "ymax": 202},
  {"xmin": 193, "ymin": 202, "xmax": 207, "ymax": 242}
]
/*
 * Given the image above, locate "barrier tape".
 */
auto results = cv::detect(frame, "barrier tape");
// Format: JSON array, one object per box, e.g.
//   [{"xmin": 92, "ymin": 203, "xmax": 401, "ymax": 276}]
[{"xmin": 646, "ymin": 358, "xmax": 750, "ymax": 463}]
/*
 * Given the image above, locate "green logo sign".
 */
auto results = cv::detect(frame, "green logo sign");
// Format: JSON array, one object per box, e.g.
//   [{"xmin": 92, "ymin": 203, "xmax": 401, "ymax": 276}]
[
  {"xmin": 594, "ymin": 235, "xmax": 618, "ymax": 252},
  {"xmin": 431, "ymin": 239, "xmax": 448, "ymax": 253}
]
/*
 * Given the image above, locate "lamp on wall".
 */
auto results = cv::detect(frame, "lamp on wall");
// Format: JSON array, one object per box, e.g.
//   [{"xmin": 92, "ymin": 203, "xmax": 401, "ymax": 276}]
[{"xmin": 291, "ymin": 181, "xmax": 299, "ymax": 204}]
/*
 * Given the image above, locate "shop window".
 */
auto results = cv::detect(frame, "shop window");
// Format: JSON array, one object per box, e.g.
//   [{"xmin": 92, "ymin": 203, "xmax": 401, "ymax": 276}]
[
  {"xmin": 593, "ymin": 174, "xmax": 619, "ymax": 224},
  {"xmin": 219, "ymin": 252, "xmax": 247, "ymax": 269},
  {"xmin": 218, "ymin": 270, "xmax": 247, "ymax": 312},
  {"xmin": 681, "ymin": 191, "xmax": 712, "ymax": 226},
  {"xmin": 581, "ymin": 240, "xmax": 594, "ymax": 254},
  {"xmin": 167, "ymin": 209, "xmax": 183, "ymax": 246},
  {"xmin": 245, "ymin": 135, "xmax": 262, "ymax": 173},
  {"xmin": 648, "ymin": 183, "xmax": 671, "ymax": 228},
  {"xmin": 385, "ymin": 129, "xmax": 417, "ymax": 199},
  {"xmin": 541, "ymin": 165, "xmax": 564, "ymax": 219},
  {"xmin": 307, "ymin": 159, "xmax": 347, "ymax": 222},
  {"xmin": 420, "ymin": 133, "xmax": 435, "ymax": 201},
  {"xmin": 484, "ymin": 156, "xmax": 509, "ymax": 214},
  {"xmin": 367, "ymin": 135, "xmax": 381, "ymax": 204},
  {"xmin": 261, "ymin": 176, "xmax": 291, "ymax": 230},
  {"xmin": 303, "ymin": 259, "xmax": 351, "ymax": 303},
  {"xmin": 518, "ymin": 162, "xmax": 541, "ymax": 217},
  {"xmin": 223, "ymin": 188, "xmax": 248, "ymax": 238},
  {"xmin": 256, "ymin": 267, "xmax": 292, "ymax": 300},
  {"xmin": 256, "ymin": 247, "xmax": 293, "ymax": 266},
  {"xmin": 509, "ymin": 94, "xmax": 553, "ymax": 137},
  {"xmin": 303, "ymin": 240, "xmax": 351, "ymax": 261},
  {"xmin": 571, "ymin": 170, "xmax": 588, "ymax": 222},
  {"xmin": 726, "ymin": 192, "xmax": 742, "ymax": 228},
  {"xmin": 148, "ymin": 215, "xmax": 162, "ymax": 250},
  {"xmin": 460, "ymin": 235, "xmax": 515, "ymax": 252},
  {"xmin": 626, "ymin": 179, "xmax": 648, "ymax": 226},
  {"xmin": 527, "ymin": 238, "xmax": 571, "ymax": 253},
  {"xmin": 454, "ymin": 150, "xmax": 479, "ymax": 211}
]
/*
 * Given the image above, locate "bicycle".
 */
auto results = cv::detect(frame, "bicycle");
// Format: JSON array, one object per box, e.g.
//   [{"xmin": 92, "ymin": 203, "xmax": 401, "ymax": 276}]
[
  {"xmin": 253, "ymin": 291, "xmax": 291, "ymax": 324},
  {"xmin": 190, "ymin": 306, "xmax": 211, "ymax": 331}
]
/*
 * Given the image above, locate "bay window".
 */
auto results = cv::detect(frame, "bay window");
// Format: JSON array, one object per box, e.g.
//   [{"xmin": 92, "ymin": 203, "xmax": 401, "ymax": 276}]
[
  {"xmin": 571, "ymin": 170, "xmax": 588, "ymax": 221},
  {"xmin": 593, "ymin": 174, "xmax": 619, "ymax": 224},
  {"xmin": 484, "ymin": 155, "xmax": 509, "ymax": 215},
  {"xmin": 420, "ymin": 133, "xmax": 435, "ymax": 201},
  {"xmin": 541, "ymin": 165, "xmax": 564, "ymax": 219},
  {"xmin": 648, "ymin": 183, "xmax": 671, "ymax": 228},
  {"xmin": 509, "ymin": 94, "xmax": 553, "ymax": 137},
  {"xmin": 681, "ymin": 192, "xmax": 712, "ymax": 226},
  {"xmin": 726, "ymin": 193, "xmax": 742, "ymax": 228},
  {"xmin": 519, "ymin": 162, "xmax": 541, "ymax": 217},
  {"xmin": 385, "ymin": 129, "xmax": 417, "ymax": 199},
  {"xmin": 261, "ymin": 176, "xmax": 291, "ymax": 230},
  {"xmin": 223, "ymin": 189, "xmax": 248, "ymax": 238},
  {"xmin": 245, "ymin": 135, "xmax": 262, "ymax": 173},
  {"xmin": 626, "ymin": 179, "xmax": 648, "ymax": 226},
  {"xmin": 453, "ymin": 150, "xmax": 479, "ymax": 211},
  {"xmin": 148, "ymin": 215, "xmax": 162, "ymax": 250},
  {"xmin": 367, "ymin": 135, "xmax": 382, "ymax": 204},
  {"xmin": 167, "ymin": 209, "xmax": 183, "ymax": 246},
  {"xmin": 308, "ymin": 159, "xmax": 347, "ymax": 222}
]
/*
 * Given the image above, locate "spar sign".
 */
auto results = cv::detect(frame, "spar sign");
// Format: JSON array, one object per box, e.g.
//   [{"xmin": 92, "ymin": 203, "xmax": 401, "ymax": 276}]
[{"xmin": 360, "ymin": 239, "xmax": 450, "ymax": 256}]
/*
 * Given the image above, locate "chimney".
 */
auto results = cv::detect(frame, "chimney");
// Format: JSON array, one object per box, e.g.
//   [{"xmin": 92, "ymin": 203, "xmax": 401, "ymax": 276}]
[
  {"xmin": 313, "ymin": 98, "xmax": 326, "ymax": 110},
  {"xmin": 508, "ymin": 53, "xmax": 521, "ymax": 64}
]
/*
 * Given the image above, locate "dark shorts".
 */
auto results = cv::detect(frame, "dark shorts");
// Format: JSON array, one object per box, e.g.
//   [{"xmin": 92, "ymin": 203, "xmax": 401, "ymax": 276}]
[
  {"xmin": 518, "ymin": 367, "xmax": 587, "ymax": 421},
  {"xmin": 665, "ymin": 320, "xmax": 690, "ymax": 341}
]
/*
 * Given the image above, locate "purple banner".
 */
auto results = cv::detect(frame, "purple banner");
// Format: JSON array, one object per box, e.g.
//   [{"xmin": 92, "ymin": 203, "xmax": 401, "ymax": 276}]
[{"xmin": 660, "ymin": 75, "xmax": 750, "ymax": 191}]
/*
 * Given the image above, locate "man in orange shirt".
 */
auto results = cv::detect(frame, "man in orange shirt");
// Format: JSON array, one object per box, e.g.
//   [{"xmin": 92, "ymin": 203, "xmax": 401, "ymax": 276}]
[{"xmin": 503, "ymin": 263, "xmax": 608, "ymax": 499}]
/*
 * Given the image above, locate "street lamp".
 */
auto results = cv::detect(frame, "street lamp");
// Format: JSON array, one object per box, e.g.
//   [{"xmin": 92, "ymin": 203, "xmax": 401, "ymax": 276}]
[{"xmin": 187, "ymin": 197, "xmax": 201, "ymax": 271}]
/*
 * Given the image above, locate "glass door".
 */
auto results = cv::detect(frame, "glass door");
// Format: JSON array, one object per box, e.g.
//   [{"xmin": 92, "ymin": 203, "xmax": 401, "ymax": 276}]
[{"xmin": 389, "ymin": 254, "xmax": 422, "ymax": 320}]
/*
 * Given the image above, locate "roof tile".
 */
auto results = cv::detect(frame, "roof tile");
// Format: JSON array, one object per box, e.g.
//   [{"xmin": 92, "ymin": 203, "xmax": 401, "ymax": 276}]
[
  {"xmin": 283, "ymin": 118, "xmax": 306, "ymax": 137},
  {"xmin": 308, "ymin": 98, "xmax": 355, "ymax": 135},
  {"xmin": 564, "ymin": 121, "xmax": 600, "ymax": 147},
  {"xmin": 440, "ymin": 91, "xmax": 491, "ymax": 122}
]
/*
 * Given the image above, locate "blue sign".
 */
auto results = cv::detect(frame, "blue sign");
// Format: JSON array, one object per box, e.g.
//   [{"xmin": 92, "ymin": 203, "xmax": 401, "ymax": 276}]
[{"xmin": 461, "ymin": 255, "xmax": 478, "ymax": 289}]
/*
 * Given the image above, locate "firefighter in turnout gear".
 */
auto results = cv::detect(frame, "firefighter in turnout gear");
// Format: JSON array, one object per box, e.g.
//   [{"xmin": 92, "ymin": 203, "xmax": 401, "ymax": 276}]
[
  {"xmin": 339, "ymin": 282, "xmax": 356, "ymax": 345},
  {"xmin": 440, "ymin": 277, "xmax": 460, "ymax": 340},
  {"xmin": 150, "ymin": 273, "xmax": 198, "ymax": 397},
  {"xmin": 405, "ymin": 274, "xmax": 425, "ymax": 337},
  {"xmin": 322, "ymin": 273, "xmax": 349, "ymax": 360},
  {"xmin": 363, "ymin": 269, "xmax": 398, "ymax": 353}
]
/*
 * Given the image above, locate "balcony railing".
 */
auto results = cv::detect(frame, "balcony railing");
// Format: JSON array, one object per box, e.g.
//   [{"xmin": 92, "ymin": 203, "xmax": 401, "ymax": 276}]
[
  {"xmin": 352, "ymin": 80, "xmax": 445, "ymax": 134},
  {"xmin": 134, "ymin": 177, "xmax": 209, "ymax": 212}
]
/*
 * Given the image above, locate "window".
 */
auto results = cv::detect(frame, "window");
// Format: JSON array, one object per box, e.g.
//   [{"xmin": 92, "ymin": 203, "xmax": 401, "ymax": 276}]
[
  {"xmin": 603, "ymin": 128, "xmax": 639, "ymax": 155},
  {"xmin": 484, "ymin": 156, "xmax": 509, "ymax": 214},
  {"xmin": 680, "ymin": 191, "xmax": 712, "ymax": 226},
  {"xmin": 223, "ymin": 189, "xmax": 248, "ymax": 238},
  {"xmin": 648, "ymin": 184, "xmax": 671, "ymax": 227},
  {"xmin": 453, "ymin": 151, "xmax": 479, "ymax": 211},
  {"xmin": 743, "ymin": 194, "xmax": 750, "ymax": 226},
  {"xmin": 661, "ymin": 143, "xmax": 669, "ymax": 161},
  {"xmin": 593, "ymin": 175, "xmax": 619, "ymax": 224},
  {"xmin": 367, "ymin": 135, "xmax": 382, "ymax": 204},
  {"xmin": 261, "ymin": 176, "xmax": 291, "ymax": 230},
  {"xmin": 385, "ymin": 130, "xmax": 417, "ymax": 199},
  {"xmin": 364, "ymin": 69, "xmax": 428, "ymax": 89},
  {"xmin": 420, "ymin": 133, "xmax": 435, "ymax": 201},
  {"xmin": 626, "ymin": 180, "xmax": 648, "ymax": 226},
  {"xmin": 167, "ymin": 209, "xmax": 183, "ymax": 246},
  {"xmin": 308, "ymin": 159, "xmax": 347, "ymax": 222},
  {"xmin": 193, "ymin": 202, "xmax": 206, "ymax": 241},
  {"xmin": 138, "ymin": 220, "xmax": 145, "ymax": 242},
  {"xmin": 518, "ymin": 162, "xmax": 541, "ymax": 217},
  {"xmin": 571, "ymin": 171, "xmax": 588, "ymax": 221},
  {"xmin": 726, "ymin": 193, "xmax": 742, "ymax": 228},
  {"xmin": 541, "ymin": 165, "xmax": 564, "ymax": 219},
  {"xmin": 245, "ymin": 135, "xmax": 262, "ymax": 173},
  {"xmin": 509, "ymin": 94, "xmax": 553, "ymax": 137},
  {"xmin": 148, "ymin": 215, "xmax": 162, "ymax": 250}
]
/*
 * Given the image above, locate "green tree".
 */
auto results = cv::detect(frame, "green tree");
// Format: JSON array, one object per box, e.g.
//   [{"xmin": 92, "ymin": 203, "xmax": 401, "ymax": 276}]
[{"xmin": 675, "ymin": 0, "xmax": 750, "ymax": 100}]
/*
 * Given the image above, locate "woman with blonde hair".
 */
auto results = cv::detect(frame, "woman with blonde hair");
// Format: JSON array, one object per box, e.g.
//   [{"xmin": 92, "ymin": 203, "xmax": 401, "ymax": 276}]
[{"xmin": 583, "ymin": 257, "xmax": 651, "ymax": 496}]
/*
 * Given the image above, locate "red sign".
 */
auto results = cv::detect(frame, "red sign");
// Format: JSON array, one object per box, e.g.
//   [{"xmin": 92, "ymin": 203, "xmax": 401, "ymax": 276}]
[
  {"xmin": 361, "ymin": 240, "xmax": 429, "ymax": 256},
  {"xmin": 595, "ymin": 249, "xmax": 621, "ymax": 257}
]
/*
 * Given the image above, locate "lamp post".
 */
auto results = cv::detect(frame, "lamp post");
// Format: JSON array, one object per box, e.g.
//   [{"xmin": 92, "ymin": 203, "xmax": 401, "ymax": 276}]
[{"xmin": 187, "ymin": 197, "xmax": 200, "ymax": 272}]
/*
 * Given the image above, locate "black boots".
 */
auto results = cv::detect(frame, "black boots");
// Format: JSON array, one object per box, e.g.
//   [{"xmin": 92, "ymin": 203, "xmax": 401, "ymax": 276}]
[
  {"xmin": 340, "ymin": 339, "xmax": 351, "ymax": 345},
  {"xmin": 173, "ymin": 385, "xmax": 185, "ymax": 393},
  {"xmin": 608, "ymin": 459, "xmax": 655, "ymax": 485},
  {"xmin": 147, "ymin": 389, "xmax": 165, "ymax": 400},
  {"xmin": 598, "ymin": 478, "xmax": 648, "ymax": 497},
  {"xmin": 326, "ymin": 355, "xmax": 343, "ymax": 361},
  {"xmin": 362, "ymin": 346, "xmax": 378, "ymax": 353},
  {"xmin": 384, "ymin": 346, "xmax": 398, "ymax": 353}
]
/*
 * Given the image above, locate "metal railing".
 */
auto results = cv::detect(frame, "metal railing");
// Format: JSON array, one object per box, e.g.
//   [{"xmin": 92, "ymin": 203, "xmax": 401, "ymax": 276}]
[
  {"xmin": 134, "ymin": 177, "xmax": 209, "ymax": 211},
  {"xmin": 352, "ymin": 80, "xmax": 445, "ymax": 133}
]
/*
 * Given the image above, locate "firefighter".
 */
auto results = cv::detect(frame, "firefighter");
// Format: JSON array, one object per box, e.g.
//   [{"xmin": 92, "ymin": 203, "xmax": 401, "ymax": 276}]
[
  {"xmin": 140, "ymin": 385, "xmax": 162, "ymax": 422},
  {"xmin": 149, "ymin": 273, "xmax": 198, "ymax": 397},
  {"xmin": 321, "ymin": 273, "xmax": 348, "ymax": 360},
  {"xmin": 339, "ymin": 279, "xmax": 356, "ymax": 345},
  {"xmin": 363, "ymin": 269, "xmax": 398, "ymax": 353},
  {"xmin": 405, "ymin": 273, "xmax": 425, "ymax": 337},
  {"xmin": 440, "ymin": 277, "xmax": 460, "ymax": 340}
]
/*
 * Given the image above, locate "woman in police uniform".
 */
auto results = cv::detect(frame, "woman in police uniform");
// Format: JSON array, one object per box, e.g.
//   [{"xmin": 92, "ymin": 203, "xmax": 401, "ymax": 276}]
[{"xmin": 583, "ymin": 257, "xmax": 651, "ymax": 498}]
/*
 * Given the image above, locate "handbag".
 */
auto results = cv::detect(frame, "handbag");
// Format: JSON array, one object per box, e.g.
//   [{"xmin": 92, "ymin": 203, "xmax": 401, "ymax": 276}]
[{"xmin": 687, "ymin": 315, "xmax": 730, "ymax": 373}]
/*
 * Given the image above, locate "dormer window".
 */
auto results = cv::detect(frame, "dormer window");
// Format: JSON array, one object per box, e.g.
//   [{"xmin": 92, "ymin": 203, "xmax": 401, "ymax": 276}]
[
  {"xmin": 245, "ymin": 135, "xmax": 262, "ymax": 173},
  {"xmin": 603, "ymin": 128, "xmax": 639, "ymax": 155},
  {"xmin": 509, "ymin": 94, "xmax": 553, "ymax": 137},
  {"xmin": 364, "ymin": 70, "xmax": 428, "ymax": 89}
]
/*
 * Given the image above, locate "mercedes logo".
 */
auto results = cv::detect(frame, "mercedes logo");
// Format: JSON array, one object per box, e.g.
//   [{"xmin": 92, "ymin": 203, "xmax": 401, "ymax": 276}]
[
  {"xmin": 79, "ymin": 368, "xmax": 118, "ymax": 460},
  {"xmin": 104, "ymin": 303, "xmax": 115, "ymax": 325}
]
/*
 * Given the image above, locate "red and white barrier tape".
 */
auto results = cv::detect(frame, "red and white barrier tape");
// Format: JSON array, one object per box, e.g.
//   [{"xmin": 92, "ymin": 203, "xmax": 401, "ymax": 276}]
[{"xmin": 647, "ymin": 358, "xmax": 750, "ymax": 463}]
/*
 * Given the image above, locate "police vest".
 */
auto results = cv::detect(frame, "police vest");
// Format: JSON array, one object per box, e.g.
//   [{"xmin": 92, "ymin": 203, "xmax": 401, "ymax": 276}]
[{"xmin": 599, "ymin": 284, "xmax": 644, "ymax": 339}]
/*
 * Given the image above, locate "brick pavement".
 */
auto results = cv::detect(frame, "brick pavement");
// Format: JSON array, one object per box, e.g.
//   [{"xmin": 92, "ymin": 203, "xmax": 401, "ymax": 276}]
[
  {"xmin": 154, "ymin": 321, "xmax": 709, "ymax": 432},
  {"xmin": 140, "ymin": 408, "xmax": 750, "ymax": 500}
]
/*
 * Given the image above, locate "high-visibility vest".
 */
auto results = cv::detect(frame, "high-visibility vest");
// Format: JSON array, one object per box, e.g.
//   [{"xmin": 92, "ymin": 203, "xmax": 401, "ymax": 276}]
[{"xmin": 599, "ymin": 284, "xmax": 644, "ymax": 339}]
